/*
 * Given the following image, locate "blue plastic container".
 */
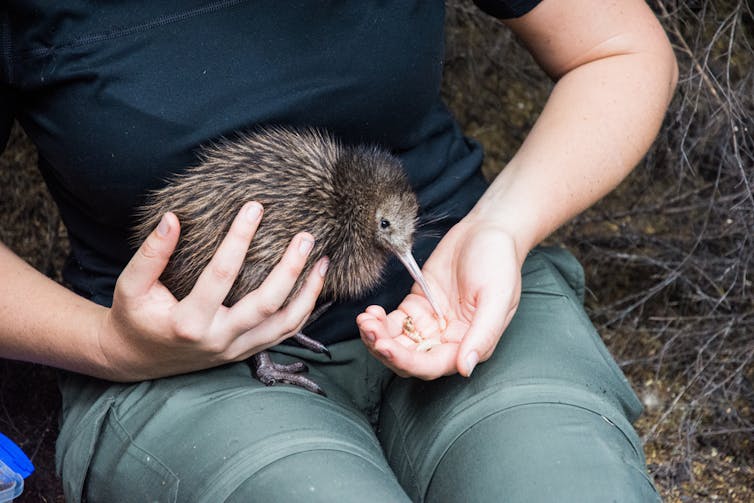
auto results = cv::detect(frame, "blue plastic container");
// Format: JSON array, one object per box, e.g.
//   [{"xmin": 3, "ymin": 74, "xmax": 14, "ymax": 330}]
[{"xmin": 0, "ymin": 433, "xmax": 34, "ymax": 502}]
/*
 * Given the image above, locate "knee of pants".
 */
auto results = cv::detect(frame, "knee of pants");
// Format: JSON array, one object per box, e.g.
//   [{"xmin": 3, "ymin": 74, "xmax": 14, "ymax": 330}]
[
  {"xmin": 61, "ymin": 366, "xmax": 405, "ymax": 503},
  {"xmin": 423, "ymin": 402, "xmax": 660, "ymax": 503},
  {"xmin": 380, "ymin": 373, "xmax": 658, "ymax": 503},
  {"xmin": 225, "ymin": 449, "xmax": 410, "ymax": 503}
]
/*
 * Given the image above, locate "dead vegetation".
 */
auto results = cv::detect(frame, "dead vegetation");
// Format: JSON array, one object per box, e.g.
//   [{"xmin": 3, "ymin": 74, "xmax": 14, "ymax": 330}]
[{"xmin": 1, "ymin": 1, "xmax": 752, "ymax": 500}]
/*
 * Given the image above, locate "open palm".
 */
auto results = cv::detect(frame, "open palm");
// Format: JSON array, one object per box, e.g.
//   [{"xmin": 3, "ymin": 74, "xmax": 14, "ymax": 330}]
[{"xmin": 357, "ymin": 216, "xmax": 523, "ymax": 379}]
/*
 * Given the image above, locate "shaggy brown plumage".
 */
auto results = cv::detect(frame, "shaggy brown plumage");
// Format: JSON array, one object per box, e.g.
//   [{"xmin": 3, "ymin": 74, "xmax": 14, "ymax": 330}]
[
  {"xmin": 133, "ymin": 126, "xmax": 426, "ymax": 394},
  {"xmin": 133, "ymin": 126, "xmax": 419, "ymax": 306}
]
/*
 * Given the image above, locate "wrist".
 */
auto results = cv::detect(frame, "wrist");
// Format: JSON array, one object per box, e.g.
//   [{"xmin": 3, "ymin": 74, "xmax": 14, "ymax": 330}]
[
  {"xmin": 90, "ymin": 304, "xmax": 117, "ymax": 378},
  {"xmin": 74, "ymin": 300, "xmax": 119, "ymax": 379},
  {"xmin": 465, "ymin": 201, "xmax": 539, "ymax": 266},
  {"xmin": 91, "ymin": 305, "xmax": 147, "ymax": 382},
  {"xmin": 467, "ymin": 157, "xmax": 566, "ymax": 261}
]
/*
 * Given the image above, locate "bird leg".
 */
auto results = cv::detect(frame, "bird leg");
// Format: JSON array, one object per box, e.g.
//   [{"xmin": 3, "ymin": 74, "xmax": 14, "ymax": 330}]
[
  {"xmin": 250, "ymin": 301, "xmax": 334, "ymax": 395},
  {"xmin": 251, "ymin": 351, "xmax": 325, "ymax": 395},
  {"xmin": 291, "ymin": 300, "xmax": 334, "ymax": 358}
]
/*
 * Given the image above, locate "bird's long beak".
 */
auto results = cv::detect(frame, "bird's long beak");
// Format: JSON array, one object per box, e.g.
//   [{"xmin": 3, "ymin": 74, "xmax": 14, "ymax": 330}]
[{"xmin": 395, "ymin": 250, "xmax": 447, "ymax": 331}]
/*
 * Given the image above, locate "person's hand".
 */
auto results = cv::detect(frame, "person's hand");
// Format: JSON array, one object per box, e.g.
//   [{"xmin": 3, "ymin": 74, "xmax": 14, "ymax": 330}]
[
  {"xmin": 357, "ymin": 215, "xmax": 524, "ymax": 379},
  {"xmin": 96, "ymin": 202, "xmax": 328, "ymax": 381}
]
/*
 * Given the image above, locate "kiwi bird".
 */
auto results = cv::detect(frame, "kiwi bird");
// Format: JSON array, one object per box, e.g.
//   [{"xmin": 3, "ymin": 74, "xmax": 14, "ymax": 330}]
[{"xmin": 134, "ymin": 126, "xmax": 445, "ymax": 394}]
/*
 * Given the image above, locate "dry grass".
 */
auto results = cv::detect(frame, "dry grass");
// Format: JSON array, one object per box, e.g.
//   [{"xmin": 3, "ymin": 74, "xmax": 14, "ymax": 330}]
[{"xmin": 1, "ymin": 1, "xmax": 752, "ymax": 500}]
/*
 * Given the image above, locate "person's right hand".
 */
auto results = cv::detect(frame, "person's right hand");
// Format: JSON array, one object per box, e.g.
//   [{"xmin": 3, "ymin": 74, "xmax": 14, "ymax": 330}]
[{"xmin": 96, "ymin": 202, "xmax": 328, "ymax": 381}]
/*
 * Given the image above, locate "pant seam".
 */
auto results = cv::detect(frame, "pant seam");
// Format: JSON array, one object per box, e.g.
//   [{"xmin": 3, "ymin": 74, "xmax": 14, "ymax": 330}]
[
  {"xmin": 382, "ymin": 399, "xmax": 424, "ymax": 501},
  {"xmin": 106, "ymin": 410, "xmax": 180, "ymax": 501}
]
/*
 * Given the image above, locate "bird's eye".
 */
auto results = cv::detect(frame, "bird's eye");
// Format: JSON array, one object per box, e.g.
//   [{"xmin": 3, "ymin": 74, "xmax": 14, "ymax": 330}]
[{"xmin": 380, "ymin": 219, "xmax": 391, "ymax": 229}]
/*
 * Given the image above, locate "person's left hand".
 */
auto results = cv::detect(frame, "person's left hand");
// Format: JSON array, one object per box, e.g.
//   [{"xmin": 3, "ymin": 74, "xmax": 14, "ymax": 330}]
[{"xmin": 356, "ymin": 214, "xmax": 525, "ymax": 379}]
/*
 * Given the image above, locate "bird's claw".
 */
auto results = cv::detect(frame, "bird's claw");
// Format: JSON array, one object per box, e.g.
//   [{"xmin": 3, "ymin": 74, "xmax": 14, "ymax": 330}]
[
  {"xmin": 251, "ymin": 351, "xmax": 326, "ymax": 395},
  {"xmin": 292, "ymin": 332, "xmax": 331, "ymax": 359}
]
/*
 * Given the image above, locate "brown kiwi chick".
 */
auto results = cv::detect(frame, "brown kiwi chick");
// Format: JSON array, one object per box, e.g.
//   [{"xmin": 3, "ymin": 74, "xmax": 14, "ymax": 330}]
[{"xmin": 133, "ymin": 126, "xmax": 443, "ymax": 394}]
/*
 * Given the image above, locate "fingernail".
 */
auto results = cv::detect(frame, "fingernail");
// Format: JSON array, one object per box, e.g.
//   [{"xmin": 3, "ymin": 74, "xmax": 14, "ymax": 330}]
[
  {"xmin": 299, "ymin": 237, "xmax": 314, "ymax": 256},
  {"xmin": 245, "ymin": 203, "xmax": 262, "ymax": 223},
  {"xmin": 465, "ymin": 351, "xmax": 479, "ymax": 377},
  {"xmin": 364, "ymin": 331, "xmax": 375, "ymax": 344},
  {"xmin": 156, "ymin": 214, "xmax": 170, "ymax": 237},
  {"xmin": 318, "ymin": 258, "xmax": 329, "ymax": 277}
]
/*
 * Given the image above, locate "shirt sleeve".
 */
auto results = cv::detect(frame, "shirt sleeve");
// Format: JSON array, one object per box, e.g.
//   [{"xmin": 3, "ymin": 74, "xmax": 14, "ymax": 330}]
[{"xmin": 472, "ymin": 0, "xmax": 543, "ymax": 19}]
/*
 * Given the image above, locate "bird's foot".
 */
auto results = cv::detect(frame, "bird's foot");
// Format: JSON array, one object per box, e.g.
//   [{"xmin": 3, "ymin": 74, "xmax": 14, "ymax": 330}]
[{"xmin": 251, "ymin": 351, "xmax": 325, "ymax": 395}]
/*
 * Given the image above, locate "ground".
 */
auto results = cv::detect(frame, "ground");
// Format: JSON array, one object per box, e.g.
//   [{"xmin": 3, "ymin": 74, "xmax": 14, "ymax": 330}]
[{"xmin": 1, "ymin": 1, "xmax": 753, "ymax": 501}]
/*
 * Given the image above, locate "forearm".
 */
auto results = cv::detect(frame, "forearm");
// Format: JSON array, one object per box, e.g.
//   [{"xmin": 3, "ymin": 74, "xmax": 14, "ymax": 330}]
[
  {"xmin": 471, "ymin": 8, "xmax": 678, "ymax": 259},
  {"xmin": 0, "ymin": 242, "xmax": 109, "ymax": 376}
]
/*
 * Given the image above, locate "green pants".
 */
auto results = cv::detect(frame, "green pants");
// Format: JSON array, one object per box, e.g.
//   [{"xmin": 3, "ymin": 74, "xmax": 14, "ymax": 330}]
[{"xmin": 55, "ymin": 248, "xmax": 660, "ymax": 502}]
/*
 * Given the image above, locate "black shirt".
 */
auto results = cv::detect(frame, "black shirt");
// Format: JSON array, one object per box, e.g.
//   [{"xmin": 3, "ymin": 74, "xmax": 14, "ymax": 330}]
[{"xmin": 1, "ymin": 0, "xmax": 541, "ymax": 343}]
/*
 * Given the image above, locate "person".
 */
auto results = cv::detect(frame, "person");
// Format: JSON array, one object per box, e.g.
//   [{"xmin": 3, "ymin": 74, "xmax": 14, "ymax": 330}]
[{"xmin": 0, "ymin": 0, "xmax": 677, "ymax": 501}]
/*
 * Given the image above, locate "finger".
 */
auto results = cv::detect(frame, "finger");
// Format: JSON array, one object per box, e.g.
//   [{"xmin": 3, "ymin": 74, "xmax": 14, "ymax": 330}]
[
  {"xmin": 456, "ymin": 290, "xmax": 515, "ymax": 377},
  {"xmin": 357, "ymin": 313, "xmax": 408, "ymax": 376},
  {"xmin": 388, "ymin": 307, "xmax": 466, "ymax": 346},
  {"xmin": 228, "ymin": 257, "xmax": 329, "ymax": 353},
  {"xmin": 267, "ymin": 256, "xmax": 329, "ymax": 338},
  {"xmin": 357, "ymin": 312, "xmax": 389, "ymax": 346},
  {"xmin": 359, "ymin": 308, "xmax": 410, "ymax": 347},
  {"xmin": 232, "ymin": 231, "xmax": 316, "ymax": 327},
  {"xmin": 365, "ymin": 306, "xmax": 442, "ymax": 351},
  {"xmin": 359, "ymin": 312, "xmax": 458, "ymax": 380},
  {"xmin": 184, "ymin": 202, "xmax": 263, "ymax": 312},
  {"xmin": 118, "ymin": 212, "xmax": 180, "ymax": 298},
  {"xmin": 394, "ymin": 295, "xmax": 444, "ymax": 336},
  {"xmin": 373, "ymin": 336, "xmax": 458, "ymax": 380},
  {"xmin": 357, "ymin": 306, "xmax": 406, "ymax": 337},
  {"xmin": 359, "ymin": 310, "xmax": 421, "ymax": 356},
  {"xmin": 365, "ymin": 305, "xmax": 387, "ymax": 322}
]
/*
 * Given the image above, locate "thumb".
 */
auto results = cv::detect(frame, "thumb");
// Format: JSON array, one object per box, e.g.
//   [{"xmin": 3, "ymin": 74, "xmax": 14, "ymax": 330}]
[
  {"xmin": 118, "ymin": 212, "xmax": 180, "ymax": 298},
  {"xmin": 457, "ymin": 288, "xmax": 515, "ymax": 377}
]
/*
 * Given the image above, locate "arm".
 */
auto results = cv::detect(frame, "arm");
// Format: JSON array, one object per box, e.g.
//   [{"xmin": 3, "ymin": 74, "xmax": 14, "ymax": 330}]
[
  {"xmin": 357, "ymin": 0, "xmax": 678, "ymax": 378},
  {"xmin": 0, "ymin": 241, "xmax": 108, "ymax": 375},
  {"xmin": 475, "ymin": 0, "xmax": 678, "ymax": 258},
  {"xmin": 1, "ymin": 206, "xmax": 327, "ymax": 381}
]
